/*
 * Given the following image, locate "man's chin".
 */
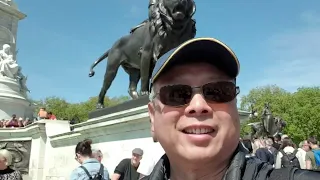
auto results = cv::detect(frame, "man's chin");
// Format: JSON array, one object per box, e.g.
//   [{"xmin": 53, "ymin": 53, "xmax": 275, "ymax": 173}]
[{"xmin": 177, "ymin": 146, "xmax": 221, "ymax": 162}]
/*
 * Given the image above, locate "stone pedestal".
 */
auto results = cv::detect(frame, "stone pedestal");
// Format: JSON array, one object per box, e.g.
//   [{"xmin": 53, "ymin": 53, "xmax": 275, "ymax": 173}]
[
  {"xmin": 0, "ymin": 0, "xmax": 26, "ymax": 60},
  {"xmin": 0, "ymin": 77, "xmax": 33, "ymax": 119}
]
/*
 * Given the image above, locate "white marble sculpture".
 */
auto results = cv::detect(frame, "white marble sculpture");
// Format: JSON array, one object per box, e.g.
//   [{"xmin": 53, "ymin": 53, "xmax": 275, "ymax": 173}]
[
  {"xmin": 0, "ymin": 44, "xmax": 19, "ymax": 78},
  {"xmin": 0, "ymin": 44, "xmax": 29, "ymax": 94}
]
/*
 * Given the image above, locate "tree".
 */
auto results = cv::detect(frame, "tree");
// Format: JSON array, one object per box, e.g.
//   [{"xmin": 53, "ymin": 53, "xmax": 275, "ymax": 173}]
[
  {"xmin": 284, "ymin": 87, "xmax": 320, "ymax": 142},
  {"xmin": 33, "ymin": 95, "xmax": 131, "ymax": 122},
  {"xmin": 240, "ymin": 85, "xmax": 320, "ymax": 143}
]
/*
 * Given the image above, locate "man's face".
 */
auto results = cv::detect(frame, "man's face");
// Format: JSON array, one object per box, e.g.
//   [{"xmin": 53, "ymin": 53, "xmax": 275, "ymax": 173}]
[
  {"xmin": 302, "ymin": 141, "xmax": 311, "ymax": 152},
  {"xmin": 148, "ymin": 63, "xmax": 240, "ymax": 164},
  {"xmin": 131, "ymin": 153, "xmax": 142, "ymax": 167}
]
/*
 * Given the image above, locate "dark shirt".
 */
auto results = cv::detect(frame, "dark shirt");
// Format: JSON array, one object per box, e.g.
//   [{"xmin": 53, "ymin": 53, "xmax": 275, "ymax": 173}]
[
  {"xmin": 256, "ymin": 148, "xmax": 274, "ymax": 165},
  {"xmin": 272, "ymin": 143, "xmax": 281, "ymax": 150},
  {"xmin": 0, "ymin": 167, "xmax": 22, "ymax": 180},
  {"xmin": 114, "ymin": 158, "xmax": 139, "ymax": 180}
]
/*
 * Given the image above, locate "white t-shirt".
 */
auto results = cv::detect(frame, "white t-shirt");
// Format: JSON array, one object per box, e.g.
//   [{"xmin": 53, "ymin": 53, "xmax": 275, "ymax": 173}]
[{"xmin": 137, "ymin": 142, "xmax": 165, "ymax": 176}]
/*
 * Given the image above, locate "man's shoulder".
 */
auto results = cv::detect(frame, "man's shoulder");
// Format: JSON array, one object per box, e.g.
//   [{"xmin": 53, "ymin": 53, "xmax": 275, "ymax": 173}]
[
  {"xmin": 306, "ymin": 150, "xmax": 314, "ymax": 156},
  {"xmin": 118, "ymin": 158, "xmax": 131, "ymax": 165}
]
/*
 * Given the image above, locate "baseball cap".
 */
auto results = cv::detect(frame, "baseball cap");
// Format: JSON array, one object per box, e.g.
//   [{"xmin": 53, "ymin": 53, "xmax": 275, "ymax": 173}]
[
  {"xmin": 150, "ymin": 37, "xmax": 240, "ymax": 89},
  {"xmin": 132, "ymin": 148, "xmax": 143, "ymax": 156}
]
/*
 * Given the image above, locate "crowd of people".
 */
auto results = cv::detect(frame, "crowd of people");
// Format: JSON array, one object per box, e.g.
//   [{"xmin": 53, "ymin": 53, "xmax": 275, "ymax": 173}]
[
  {"xmin": 241, "ymin": 135, "xmax": 320, "ymax": 170},
  {"xmin": 71, "ymin": 138, "xmax": 154, "ymax": 180},
  {"xmin": 0, "ymin": 114, "xmax": 32, "ymax": 128},
  {"xmin": 0, "ymin": 108, "xmax": 57, "ymax": 128}
]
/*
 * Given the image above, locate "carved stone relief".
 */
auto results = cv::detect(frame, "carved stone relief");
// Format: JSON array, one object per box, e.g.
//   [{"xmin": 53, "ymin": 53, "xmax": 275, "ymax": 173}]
[{"xmin": 0, "ymin": 141, "xmax": 31, "ymax": 174}]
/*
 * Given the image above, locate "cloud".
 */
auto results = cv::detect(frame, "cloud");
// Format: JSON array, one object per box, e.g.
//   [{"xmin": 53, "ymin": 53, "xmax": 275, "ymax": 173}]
[{"xmin": 255, "ymin": 11, "xmax": 320, "ymax": 91}]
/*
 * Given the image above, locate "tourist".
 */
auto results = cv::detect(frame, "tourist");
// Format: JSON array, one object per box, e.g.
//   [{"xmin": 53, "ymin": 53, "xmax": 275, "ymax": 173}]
[
  {"xmin": 306, "ymin": 136, "xmax": 320, "ymax": 170},
  {"xmin": 4, "ymin": 114, "xmax": 21, "ymax": 128},
  {"xmin": 111, "ymin": 148, "xmax": 143, "ymax": 180},
  {"xmin": 241, "ymin": 139, "xmax": 263, "ymax": 164},
  {"xmin": 255, "ymin": 139, "xmax": 274, "ymax": 166},
  {"xmin": 92, "ymin": 148, "xmax": 103, "ymax": 163},
  {"xmin": 0, "ymin": 119, "xmax": 5, "ymax": 128},
  {"xmin": 275, "ymin": 138, "xmax": 303, "ymax": 169},
  {"xmin": 22, "ymin": 117, "xmax": 33, "ymax": 127},
  {"xmin": 143, "ymin": 37, "xmax": 319, "ymax": 179},
  {"xmin": 70, "ymin": 139, "xmax": 109, "ymax": 180},
  {"xmin": 297, "ymin": 140, "xmax": 310, "ymax": 169},
  {"xmin": 37, "ymin": 107, "xmax": 48, "ymax": 120},
  {"xmin": 273, "ymin": 134, "xmax": 281, "ymax": 150},
  {"xmin": 47, "ymin": 111, "xmax": 57, "ymax": 120},
  {"xmin": 0, "ymin": 149, "xmax": 22, "ymax": 179},
  {"xmin": 137, "ymin": 119, "xmax": 165, "ymax": 178}
]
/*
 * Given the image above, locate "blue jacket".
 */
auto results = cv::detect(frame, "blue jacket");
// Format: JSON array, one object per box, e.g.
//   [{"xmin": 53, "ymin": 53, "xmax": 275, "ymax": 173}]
[{"xmin": 70, "ymin": 158, "xmax": 110, "ymax": 180}]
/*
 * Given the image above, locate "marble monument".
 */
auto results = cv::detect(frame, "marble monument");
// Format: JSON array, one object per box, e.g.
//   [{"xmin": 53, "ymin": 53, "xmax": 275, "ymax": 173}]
[{"xmin": 0, "ymin": 0, "xmax": 33, "ymax": 120}]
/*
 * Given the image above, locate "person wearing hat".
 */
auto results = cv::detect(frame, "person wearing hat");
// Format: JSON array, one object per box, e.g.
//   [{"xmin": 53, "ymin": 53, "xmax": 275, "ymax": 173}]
[
  {"xmin": 111, "ymin": 148, "xmax": 143, "ymax": 180},
  {"xmin": 142, "ymin": 37, "xmax": 320, "ymax": 180}
]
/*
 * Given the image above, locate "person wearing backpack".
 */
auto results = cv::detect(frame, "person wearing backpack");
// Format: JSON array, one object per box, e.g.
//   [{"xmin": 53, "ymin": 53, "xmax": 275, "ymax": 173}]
[
  {"xmin": 306, "ymin": 136, "xmax": 320, "ymax": 170},
  {"xmin": 70, "ymin": 139, "xmax": 110, "ymax": 180},
  {"xmin": 275, "ymin": 138, "xmax": 304, "ymax": 169}
]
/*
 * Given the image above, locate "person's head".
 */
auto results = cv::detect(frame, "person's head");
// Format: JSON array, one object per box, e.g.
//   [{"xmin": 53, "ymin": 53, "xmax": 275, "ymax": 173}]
[
  {"xmin": 3, "ymin": 44, "xmax": 10, "ymax": 53},
  {"xmin": 267, "ymin": 136, "xmax": 275, "ymax": 143},
  {"xmin": 131, "ymin": 148, "xmax": 143, "ymax": 167},
  {"xmin": 0, "ymin": 149, "xmax": 12, "ymax": 170},
  {"xmin": 241, "ymin": 139, "xmax": 253, "ymax": 154},
  {"xmin": 148, "ymin": 38, "xmax": 240, "ymax": 166},
  {"xmin": 274, "ymin": 134, "xmax": 281, "ymax": 142},
  {"xmin": 308, "ymin": 136, "xmax": 319, "ymax": 149},
  {"xmin": 11, "ymin": 114, "xmax": 16, "ymax": 119},
  {"xmin": 299, "ymin": 140, "xmax": 311, "ymax": 152},
  {"xmin": 265, "ymin": 139, "xmax": 273, "ymax": 149},
  {"xmin": 280, "ymin": 138, "xmax": 293, "ymax": 149},
  {"xmin": 92, "ymin": 148, "xmax": 103, "ymax": 162},
  {"xmin": 281, "ymin": 134, "xmax": 289, "ymax": 141},
  {"xmin": 75, "ymin": 139, "xmax": 93, "ymax": 164},
  {"xmin": 253, "ymin": 138, "xmax": 265, "ymax": 153},
  {"xmin": 40, "ymin": 107, "xmax": 46, "ymax": 111}
]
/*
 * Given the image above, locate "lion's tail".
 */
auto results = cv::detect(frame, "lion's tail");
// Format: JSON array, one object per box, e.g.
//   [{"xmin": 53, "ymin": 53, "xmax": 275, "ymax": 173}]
[{"xmin": 88, "ymin": 49, "xmax": 110, "ymax": 77}]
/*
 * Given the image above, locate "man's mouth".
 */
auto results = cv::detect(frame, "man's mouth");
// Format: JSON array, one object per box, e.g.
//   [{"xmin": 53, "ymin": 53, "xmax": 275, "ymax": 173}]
[{"xmin": 182, "ymin": 127, "xmax": 214, "ymax": 134}]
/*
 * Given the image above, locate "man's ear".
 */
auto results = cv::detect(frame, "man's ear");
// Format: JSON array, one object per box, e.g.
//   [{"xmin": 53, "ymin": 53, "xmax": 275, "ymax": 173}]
[{"xmin": 148, "ymin": 102, "xmax": 155, "ymax": 133}]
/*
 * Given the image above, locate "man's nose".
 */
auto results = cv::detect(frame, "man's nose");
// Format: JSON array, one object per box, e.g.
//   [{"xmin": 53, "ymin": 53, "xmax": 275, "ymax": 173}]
[{"xmin": 184, "ymin": 94, "xmax": 212, "ymax": 116}]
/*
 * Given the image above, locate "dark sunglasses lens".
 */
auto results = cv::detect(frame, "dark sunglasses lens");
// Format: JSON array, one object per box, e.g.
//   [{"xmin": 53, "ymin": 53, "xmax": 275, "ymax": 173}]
[
  {"xmin": 159, "ymin": 85, "xmax": 192, "ymax": 106},
  {"xmin": 203, "ymin": 82, "xmax": 237, "ymax": 103}
]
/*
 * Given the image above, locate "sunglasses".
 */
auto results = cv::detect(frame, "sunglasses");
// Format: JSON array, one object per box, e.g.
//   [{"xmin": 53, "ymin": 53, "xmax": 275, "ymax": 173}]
[{"xmin": 156, "ymin": 81, "xmax": 240, "ymax": 107}]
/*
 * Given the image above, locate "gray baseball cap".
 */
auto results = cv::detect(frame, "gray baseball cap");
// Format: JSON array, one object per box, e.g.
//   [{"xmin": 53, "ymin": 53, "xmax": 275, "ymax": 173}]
[{"xmin": 132, "ymin": 148, "xmax": 143, "ymax": 156}]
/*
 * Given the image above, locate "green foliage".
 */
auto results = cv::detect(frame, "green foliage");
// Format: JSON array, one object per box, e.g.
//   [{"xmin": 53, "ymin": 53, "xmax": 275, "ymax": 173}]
[
  {"xmin": 32, "ymin": 95, "xmax": 131, "ymax": 122},
  {"xmin": 240, "ymin": 85, "xmax": 320, "ymax": 143}
]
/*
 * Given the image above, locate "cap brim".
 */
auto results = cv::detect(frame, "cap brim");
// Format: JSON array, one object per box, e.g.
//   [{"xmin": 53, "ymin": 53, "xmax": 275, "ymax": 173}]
[{"xmin": 151, "ymin": 37, "xmax": 240, "ymax": 84}]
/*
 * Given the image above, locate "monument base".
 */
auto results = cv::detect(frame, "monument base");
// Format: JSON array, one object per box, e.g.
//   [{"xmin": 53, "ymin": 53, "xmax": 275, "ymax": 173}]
[
  {"xmin": 88, "ymin": 96, "xmax": 149, "ymax": 119},
  {"xmin": 0, "ymin": 77, "xmax": 33, "ymax": 119}
]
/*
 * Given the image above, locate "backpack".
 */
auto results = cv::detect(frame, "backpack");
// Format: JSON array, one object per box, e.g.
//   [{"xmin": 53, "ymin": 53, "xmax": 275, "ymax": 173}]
[
  {"xmin": 80, "ymin": 164, "xmax": 104, "ymax": 180},
  {"xmin": 280, "ymin": 149, "xmax": 300, "ymax": 168},
  {"xmin": 312, "ymin": 149, "xmax": 320, "ymax": 167}
]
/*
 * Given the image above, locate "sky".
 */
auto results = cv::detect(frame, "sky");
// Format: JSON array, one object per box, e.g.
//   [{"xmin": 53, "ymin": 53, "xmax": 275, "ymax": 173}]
[{"xmin": 12, "ymin": 0, "xmax": 320, "ymax": 103}]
